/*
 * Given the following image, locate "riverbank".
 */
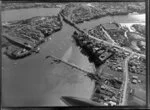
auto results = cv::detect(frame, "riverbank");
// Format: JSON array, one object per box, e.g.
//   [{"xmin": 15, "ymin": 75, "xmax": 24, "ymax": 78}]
[
  {"xmin": 61, "ymin": 12, "xmax": 146, "ymax": 55},
  {"xmin": 2, "ymin": 9, "xmax": 96, "ymax": 106},
  {"xmin": 132, "ymin": 24, "xmax": 145, "ymax": 35},
  {"xmin": 2, "ymin": 15, "xmax": 62, "ymax": 59},
  {"xmin": 2, "ymin": 4, "xmax": 145, "ymax": 106},
  {"xmin": 72, "ymin": 30, "xmax": 129, "ymax": 105},
  {"xmin": 60, "ymin": 2, "xmax": 145, "ymax": 24}
]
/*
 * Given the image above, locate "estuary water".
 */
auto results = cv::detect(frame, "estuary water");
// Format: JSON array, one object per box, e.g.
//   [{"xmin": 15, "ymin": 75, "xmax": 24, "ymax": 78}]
[{"xmin": 1, "ymin": 7, "xmax": 145, "ymax": 106}]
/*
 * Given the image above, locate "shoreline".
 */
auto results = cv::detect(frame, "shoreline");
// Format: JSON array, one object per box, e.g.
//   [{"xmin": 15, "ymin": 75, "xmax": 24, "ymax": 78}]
[
  {"xmin": 1, "ymin": 3, "xmax": 63, "ymax": 11},
  {"xmin": 2, "ymin": 11, "xmax": 145, "ymax": 60},
  {"xmin": 1, "ymin": 7, "xmax": 61, "ymax": 12},
  {"xmin": 60, "ymin": 9, "xmax": 145, "ymax": 25},
  {"xmin": 2, "ymin": 15, "xmax": 63, "ymax": 59},
  {"xmin": 1, "ymin": 3, "xmax": 145, "ymax": 104},
  {"xmin": 60, "ymin": 3, "xmax": 145, "ymax": 24}
]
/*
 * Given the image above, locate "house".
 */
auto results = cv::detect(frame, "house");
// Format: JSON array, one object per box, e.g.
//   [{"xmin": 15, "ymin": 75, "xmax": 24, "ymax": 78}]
[
  {"xmin": 132, "ymin": 79, "xmax": 137, "ymax": 84},
  {"xmin": 99, "ymin": 51, "xmax": 112, "ymax": 62},
  {"xmin": 111, "ymin": 96, "xmax": 117, "ymax": 102},
  {"xmin": 101, "ymin": 85, "xmax": 106, "ymax": 89},
  {"xmin": 117, "ymin": 66, "xmax": 123, "ymax": 72},
  {"xmin": 97, "ymin": 49, "xmax": 105, "ymax": 55},
  {"xmin": 108, "ymin": 101, "xmax": 116, "ymax": 106},
  {"xmin": 104, "ymin": 102, "xmax": 108, "ymax": 106},
  {"xmin": 93, "ymin": 47, "xmax": 100, "ymax": 53},
  {"xmin": 132, "ymin": 75, "xmax": 138, "ymax": 79},
  {"xmin": 124, "ymin": 51, "xmax": 130, "ymax": 56},
  {"xmin": 132, "ymin": 55, "xmax": 138, "ymax": 58},
  {"xmin": 138, "ymin": 80, "xmax": 141, "ymax": 83}
]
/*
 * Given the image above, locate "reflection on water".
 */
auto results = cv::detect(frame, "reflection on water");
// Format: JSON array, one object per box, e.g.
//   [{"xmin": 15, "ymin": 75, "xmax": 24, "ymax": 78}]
[
  {"xmin": 62, "ymin": 46, "xmax": 73, "ymax": 62},
  {"xmin": 2, "ymin": 8, "xmax": 145, "ymax": 106},
  {"xmin": 129, "ymin": 14, "xmax": 145, "ymax": 22}
]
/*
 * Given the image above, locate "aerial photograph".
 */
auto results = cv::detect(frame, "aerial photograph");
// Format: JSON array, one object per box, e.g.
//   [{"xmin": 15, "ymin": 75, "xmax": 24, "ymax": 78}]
[{"xmin": 2, "ymin": 2, "xmax": 146, "ymax": 106}]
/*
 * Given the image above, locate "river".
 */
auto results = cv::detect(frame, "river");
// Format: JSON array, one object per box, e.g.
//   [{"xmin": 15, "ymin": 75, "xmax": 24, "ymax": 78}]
[{"xmin": 1, "ymin": 8, "xmax": 145, "ymax": 106}]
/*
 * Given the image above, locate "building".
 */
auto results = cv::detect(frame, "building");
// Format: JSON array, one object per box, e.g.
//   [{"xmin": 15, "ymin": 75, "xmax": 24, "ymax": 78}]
[
  {"xmin": 116, "ymin": 66, "xmax": 123, "ymax": 72},
  {"xmin": 124, "ymin": 51, "xmax": 130, "ymax": 56},
  {"xmin": 104, "ymin": 102, "xmax": 108, "ymax": 106},
  {"xmin": 108, "ymin": 101, "xmax": 116, "ymax": 106},
  {"xmin": 93, "ymin": 47, "xmax": 100, "ymax": 53},
  {"xmin": 97, "ymin": 49, "xmax": 105, "ymax": 55},
  {"xmin": 138, "ymin": 80, "xmax": 141, "ymax": 83},
  {"xmin": 99, "ymin": 51, "xmax": 112, "ymax": 62},
  {"xmin": 111, "ymin": 96, "xmax": 117, "ymax": 102},
  {"xmin": 132, "ymin": 75, "xmax": 138, "ymax": 79},
  {"xmin": 132, "ymin": 79, "xmax": 137, "ymax": 84},
  {"xmin": 132, "ymin": 55, "xmax": 139, "ymax": 59}
]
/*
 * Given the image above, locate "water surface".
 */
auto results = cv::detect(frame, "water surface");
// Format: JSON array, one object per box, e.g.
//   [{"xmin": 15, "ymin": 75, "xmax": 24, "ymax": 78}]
[{"xmin": 2, "ymin": 8, "xmax": 145, "ymax": 106}]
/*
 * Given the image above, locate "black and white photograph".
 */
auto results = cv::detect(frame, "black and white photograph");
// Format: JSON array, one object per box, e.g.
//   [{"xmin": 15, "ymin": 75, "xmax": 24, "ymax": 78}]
[{"xmin": 1, "ymin": 1, "xmax": 148, "ymax": 107}]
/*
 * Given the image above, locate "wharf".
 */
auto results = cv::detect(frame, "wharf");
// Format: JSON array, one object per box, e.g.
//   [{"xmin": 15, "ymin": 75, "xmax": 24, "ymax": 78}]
[{"xmin": 3, "ymin": 33, "xmax": 35, "ymax": 50}]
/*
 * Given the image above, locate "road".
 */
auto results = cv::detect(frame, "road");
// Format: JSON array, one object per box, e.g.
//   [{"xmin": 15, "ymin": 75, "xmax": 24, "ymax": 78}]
[
  {"xmin": 75, "ymin": 25, "xmax": 145, "ymax": 106},
  {"xmin": 60, "ymin": 12, "xmax": 145, "ymax": 58},
  {"xmin": 85, "ymin": 32, "xmax": 145, "ymax": 58},
  {"xmin": 84, "ymin": 29, "xmax": 145, "ymax": 105},
  {"xmin": 121, "ymin": 52, "xmax": 134, "ymax": 105},
  {"xmin": 101, "ymin": 28, "xmax": 117, "ymax": 45},
  {"xmin": 61, "ymin": 16, "xmax": 146, "ymax": 105}
]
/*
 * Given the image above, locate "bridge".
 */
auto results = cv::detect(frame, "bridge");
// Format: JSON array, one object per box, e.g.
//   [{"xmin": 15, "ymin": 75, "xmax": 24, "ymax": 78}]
[{"xmin": 45, "ymin": 54, "xmax": 93, "ymax": 75}]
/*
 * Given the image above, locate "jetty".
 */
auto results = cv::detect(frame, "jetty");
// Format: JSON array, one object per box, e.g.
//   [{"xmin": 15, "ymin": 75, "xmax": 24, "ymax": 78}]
[
  {"xmin": 3, "ymin": 33, "xmax": 35, "ymax": 50},
  {"xmin": 46, "ymin": 54, "xmax": 93, "ymax": 75}
]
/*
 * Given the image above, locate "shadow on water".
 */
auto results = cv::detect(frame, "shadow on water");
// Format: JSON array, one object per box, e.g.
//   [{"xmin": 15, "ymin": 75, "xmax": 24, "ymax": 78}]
[{"xmin": 73, "ymin": 38, "xmax": 104, "ymax": 68}]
